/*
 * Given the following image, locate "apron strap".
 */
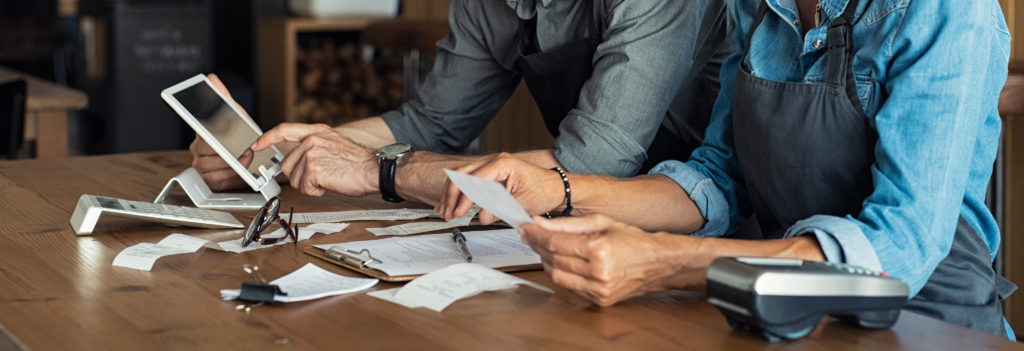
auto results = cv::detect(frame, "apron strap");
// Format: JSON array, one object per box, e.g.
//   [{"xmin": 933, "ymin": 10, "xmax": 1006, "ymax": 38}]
[{"xmin": 743, "ymin": 1, "xmax": 771, "ymax": 56}]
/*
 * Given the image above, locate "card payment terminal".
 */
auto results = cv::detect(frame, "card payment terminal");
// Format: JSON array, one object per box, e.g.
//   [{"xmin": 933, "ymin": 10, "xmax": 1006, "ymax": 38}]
[{"xmin": 706, "ymin": 257, "xmax": 909, "ymax": 341}]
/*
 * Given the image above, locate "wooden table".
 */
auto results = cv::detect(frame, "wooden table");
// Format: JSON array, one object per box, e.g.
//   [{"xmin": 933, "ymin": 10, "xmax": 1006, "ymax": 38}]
[
  {"xmin": 0, "ymin": 151, "xmax": 1020, "ymax": 350},
  {"xmin": 0, "ymin": 66, "xmax": 88, "ymax": 159}
]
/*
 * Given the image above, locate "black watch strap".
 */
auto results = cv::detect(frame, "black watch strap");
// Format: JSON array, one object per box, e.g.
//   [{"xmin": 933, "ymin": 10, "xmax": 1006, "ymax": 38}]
[{"xmin": 379, "ymin": 157, "xmax": 404, "ymax": 202}]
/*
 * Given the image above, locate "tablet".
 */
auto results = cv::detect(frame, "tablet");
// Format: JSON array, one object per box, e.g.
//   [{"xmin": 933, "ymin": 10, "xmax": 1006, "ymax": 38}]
[{"xmin": 161, "ymin": 74, "xmax": 284, "ymax": 193}]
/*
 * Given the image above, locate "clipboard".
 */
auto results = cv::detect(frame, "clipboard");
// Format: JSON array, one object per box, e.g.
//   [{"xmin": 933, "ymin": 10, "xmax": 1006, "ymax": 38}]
[{"xmin": 303, "ymin": 246, "xmax": 543, "ymax": 282}]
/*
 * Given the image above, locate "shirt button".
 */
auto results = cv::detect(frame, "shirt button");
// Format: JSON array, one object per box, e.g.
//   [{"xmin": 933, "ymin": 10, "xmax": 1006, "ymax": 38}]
[
  {"xmin": 792, "ymin": 18, "xmax": 800, "ymax": 26},
  {"xmin": 812, "ymin": 39, "xmax": 824, "ymax": 49}
]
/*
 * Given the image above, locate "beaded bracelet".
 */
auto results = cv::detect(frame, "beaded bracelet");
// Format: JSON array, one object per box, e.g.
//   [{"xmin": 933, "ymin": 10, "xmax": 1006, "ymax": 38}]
[{"xmin": 550, "ymin": 167, "xmax": 572, "ymax": 217}]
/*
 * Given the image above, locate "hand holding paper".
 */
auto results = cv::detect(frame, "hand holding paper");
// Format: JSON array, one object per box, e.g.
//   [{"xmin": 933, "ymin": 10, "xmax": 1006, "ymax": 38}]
[{"xmin": 442, "ymin": 169, "xmax": 534, "ymax": 228}]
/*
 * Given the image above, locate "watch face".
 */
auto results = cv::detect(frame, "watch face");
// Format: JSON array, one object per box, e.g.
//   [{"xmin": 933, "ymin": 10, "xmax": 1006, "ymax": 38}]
[{"xmin": 381, "ymin": 143, "xmax": 412, "ymax": 155}]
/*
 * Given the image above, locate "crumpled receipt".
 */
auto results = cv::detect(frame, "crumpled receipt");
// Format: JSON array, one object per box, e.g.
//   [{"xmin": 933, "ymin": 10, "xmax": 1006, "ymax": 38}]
[{"xmin": 367, "ymin": 263, "xmax": 552, "ymax": 312}]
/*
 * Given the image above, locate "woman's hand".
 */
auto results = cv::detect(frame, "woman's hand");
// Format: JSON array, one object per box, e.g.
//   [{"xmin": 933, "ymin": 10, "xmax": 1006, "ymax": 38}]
[{"xmin": 518, "ymin": 214, "xmax": 703, "ymax": 307}]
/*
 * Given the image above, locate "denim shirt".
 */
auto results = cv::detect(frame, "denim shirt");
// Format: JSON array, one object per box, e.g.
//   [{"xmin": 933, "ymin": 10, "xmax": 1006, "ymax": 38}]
[{"xmin": 652, "ymin": 0, "xmax": 1010, "ymax": 309}]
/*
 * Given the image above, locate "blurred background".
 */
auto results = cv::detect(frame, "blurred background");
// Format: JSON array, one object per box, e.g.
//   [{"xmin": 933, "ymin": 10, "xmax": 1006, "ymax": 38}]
[{"xmin": 0, "ymin": 0, "xmax": 549, "ymax": 159}]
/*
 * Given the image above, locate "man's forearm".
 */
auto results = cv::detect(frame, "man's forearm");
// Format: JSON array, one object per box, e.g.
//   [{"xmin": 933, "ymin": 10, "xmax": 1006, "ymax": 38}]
[
  {"xmin": 393, "ymin": 151, "xmax": 478, "ymax": 205},
  {"xmin": 335, "ymin": 117, "xmax": 397, "ymax": 149},
  {"xmin": 394, "ymin": 149, "xmax": 561, "ymax": 206}
]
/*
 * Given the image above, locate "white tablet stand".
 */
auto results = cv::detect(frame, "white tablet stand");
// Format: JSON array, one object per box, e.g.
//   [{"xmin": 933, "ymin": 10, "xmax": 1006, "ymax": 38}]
[{"xmin": 154, "ymin": 167, "xmax": 280, "ymax": 210}]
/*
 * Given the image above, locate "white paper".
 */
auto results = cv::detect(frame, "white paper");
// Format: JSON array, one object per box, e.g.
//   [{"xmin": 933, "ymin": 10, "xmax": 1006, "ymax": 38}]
[
  {"xmin": 368, "ymin": 263, "xmax": 551, "ymax": 312},
  {"xmin": 443, "ymin": 169, "xmax": 533, "ymax": 228},
  {"xmin": 313, "ymin": 229, "xmax": 540, "ymax": 277},
  {"xmin": 221, "ymin": 263, "xmax": 378, "ymax": 303},
  {"xmin": 113, "ymin": 223, "xmax": 353, "ymax": 270},
  {"xmin": 366, "ymin": 207, "xmax": 478, "ymax": 236},
  {"xmin": 299, "ymin": 222, "xmax": 350, "ymax": 240},
  {"xmin": 291, "ymin": 208, "xmax": 435, "ymax": 224},
  {"xmin": 112, "ymin": 233, "xmax": 211, "ymax": 270}
]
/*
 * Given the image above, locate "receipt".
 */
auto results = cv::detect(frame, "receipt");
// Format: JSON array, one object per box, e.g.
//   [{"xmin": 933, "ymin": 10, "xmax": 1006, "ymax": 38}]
[
  {"xmin": 113, "ymin": 234, "xmax": 213, "ymax": 271},
  {"xmin": 366, "ymin": 207, "xmax": 478, "ymax": 236},
  {"xmin": 291, "ymin": 208, "xmax": 435, "ymax": 224},
  {"xmin": 368, "ymin": 263, "xmax": 552, "ymax": 312},
  {"xmin": 443, "ymin": 169, "xmax": 533, "ymax": 228},
  {"xmin": 112, "ymin": 223, "xmax": 352, "ymax": 271}
]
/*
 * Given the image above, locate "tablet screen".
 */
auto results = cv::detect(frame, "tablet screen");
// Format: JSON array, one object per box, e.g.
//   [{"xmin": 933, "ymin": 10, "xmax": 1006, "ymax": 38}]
[{"xmin": 173, "ymin": 83, "xmax": 277, "ymax": 178}]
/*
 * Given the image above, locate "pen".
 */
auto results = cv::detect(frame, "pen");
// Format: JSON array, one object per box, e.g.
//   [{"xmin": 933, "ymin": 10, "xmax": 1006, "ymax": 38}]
[{"xmin": 452, "ymin": 228, "xmax": 472, "ymax": 262}]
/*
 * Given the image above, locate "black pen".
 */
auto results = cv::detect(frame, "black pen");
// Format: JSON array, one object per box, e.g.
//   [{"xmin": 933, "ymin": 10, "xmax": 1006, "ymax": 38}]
[{"xmin": 452, "ymin": 228, "xmax": 472, "ymax": 262}]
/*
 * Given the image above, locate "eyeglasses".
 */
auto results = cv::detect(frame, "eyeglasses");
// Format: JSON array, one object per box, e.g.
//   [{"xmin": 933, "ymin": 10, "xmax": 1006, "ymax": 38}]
[{"xmin": 241, "ymin": 196, "xmax": 298, "ymax": 247}]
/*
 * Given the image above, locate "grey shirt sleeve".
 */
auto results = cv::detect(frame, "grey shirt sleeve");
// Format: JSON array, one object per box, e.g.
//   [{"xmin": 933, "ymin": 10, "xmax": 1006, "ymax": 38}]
[
  {"xmin": 555, "ymin": 0, "xmax": 725, "ymax": 177},
  {"xmin": 381, "ymin": 0, "xmax": 521, "ymax": 153}
]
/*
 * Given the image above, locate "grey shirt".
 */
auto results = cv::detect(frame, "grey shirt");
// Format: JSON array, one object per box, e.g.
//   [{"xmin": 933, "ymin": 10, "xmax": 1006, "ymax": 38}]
[{"xmin": 381, "ymin": 0, "xmax": 732, "ymax": 177}]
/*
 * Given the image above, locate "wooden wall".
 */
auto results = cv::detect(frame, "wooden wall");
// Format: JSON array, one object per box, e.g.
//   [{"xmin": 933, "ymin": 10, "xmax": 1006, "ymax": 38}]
[{"xmin": 1000, "ymin": 0, "xmax": 1024, "ymax": 337}]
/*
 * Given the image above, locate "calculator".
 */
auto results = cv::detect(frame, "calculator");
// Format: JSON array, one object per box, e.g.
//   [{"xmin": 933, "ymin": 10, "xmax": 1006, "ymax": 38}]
[
  {"xmin": 69, "ymin": 194, "xmax": 245, "ymax": 235},
  {"xmin": 706, "ymin": 257, "xmax": 908, "ymax": 341}
]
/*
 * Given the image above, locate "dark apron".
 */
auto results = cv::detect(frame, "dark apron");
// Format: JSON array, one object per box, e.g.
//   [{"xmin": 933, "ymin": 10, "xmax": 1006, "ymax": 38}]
[
  {"xmin": 733, "ymin": 0, "xmax": 1014, "ymax": 337},
  {"xmin": 514, "ymin": 4, "xmax": 700, "ymax": 172}
]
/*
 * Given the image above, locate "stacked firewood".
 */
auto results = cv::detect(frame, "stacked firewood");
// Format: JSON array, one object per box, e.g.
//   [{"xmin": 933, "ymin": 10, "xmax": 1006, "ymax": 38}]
[{"xmin": 295, "ymin": 40, "xmax": 405, "ymax": 125}]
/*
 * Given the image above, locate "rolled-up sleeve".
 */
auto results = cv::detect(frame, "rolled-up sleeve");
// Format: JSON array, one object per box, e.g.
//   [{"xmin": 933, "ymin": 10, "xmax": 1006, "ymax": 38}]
[
  {"xmin": 555, "ymin": 0, "xmax": 727, "ymax": 177},
  {"xmin": 382, "ymin": 0, "xmax": 520, "ymax": 153}
]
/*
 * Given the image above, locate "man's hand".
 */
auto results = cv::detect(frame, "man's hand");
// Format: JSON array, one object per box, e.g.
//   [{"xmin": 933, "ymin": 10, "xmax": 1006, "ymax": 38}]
[
  {"xmin": 251, "ymin": 123, "xmax": 378, "ymax": 197},
  {"xmin": 187, "ymin": 74, "xmax": 254, "ymax": 191},
  {"xmin": 437, "ymin": 153, "xmax": 565, "ymax": 225},
  {"xmin": 518, "ymin": 214, "xmax": 697, "ymax": 307},
  {"xmin": 189, "ymin": 137, "xmax": 252, "ymax": 191}
]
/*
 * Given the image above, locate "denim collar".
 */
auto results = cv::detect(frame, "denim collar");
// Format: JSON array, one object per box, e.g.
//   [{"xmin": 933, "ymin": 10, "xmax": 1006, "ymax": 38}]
[
  {"xmin": 767, "ymin": 0, "xmax": 858, "ymax": 25},
  {"xmin": 506, "ymin": 0, "xmax": 556, "ymax": 19}
]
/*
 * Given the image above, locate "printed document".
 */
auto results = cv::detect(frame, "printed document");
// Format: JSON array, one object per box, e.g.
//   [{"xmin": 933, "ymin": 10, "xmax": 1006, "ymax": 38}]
[
  {"xmin": 313, "ymin": 229, "xmax": 540, "ymax": 277},
  {"xmin": 291, "ymin": 208, "xmax": 435, "ymax": 224}
]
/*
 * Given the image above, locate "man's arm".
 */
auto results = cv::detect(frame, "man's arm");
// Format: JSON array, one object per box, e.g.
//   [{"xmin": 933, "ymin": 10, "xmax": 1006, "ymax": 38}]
[{"xmin": 552, "ymin": 0, "xmax": 728, "ymax": 176}]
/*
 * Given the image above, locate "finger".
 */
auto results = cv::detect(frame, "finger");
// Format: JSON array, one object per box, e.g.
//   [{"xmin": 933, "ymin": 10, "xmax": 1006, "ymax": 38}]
[
  {"xmin": 548, "ymin": 266, "xmax": 594, "ymax": 298},
  {"xmin": 289, "ymin": 156, "xmax": 307, "ymax": 191},
  {"xmin": 192, "ymin": 154, "xmax": 231, "ymax": 172},
  {"xmin": 545, "ymin": 252, "xmax": 593, "ymax": 278},
  {"xmin": 207, "ymin": 74, "xmax": 232, "ymax": 100},
  {"xmin": 478, "ymin": 209, "xmax": 497, "ymax": 226},
  {"xmin": 520, "ymin": 223, "xmax": 594, "ymax": 258},
  {"xmin": 278, "ymin": 137, "xmax": 316, "ymax": 177},
  {"xmin": 237, "ymin": 148, "xmax": 254, "ymax": 168},
  {"xmin": 438, "ymin": 178, "xmax": 460, "ymax": 220},
  {"xmin": 189, "ymin": 136, "xmax": 216, "ymax": 156},
  {"xmin": 297, "ymin": 158, "xmax": 326, "ymax": 197},
  {"xmin": 199, "ymin": 169, "xmax": 245, "ymax": 190},
  {"xmin": 451, "ymin": 193, "xmax": 477, "ymax": 221},
  {"xmin": 252, "ymin": 123, "xmax": 331, "ymax": 151}
]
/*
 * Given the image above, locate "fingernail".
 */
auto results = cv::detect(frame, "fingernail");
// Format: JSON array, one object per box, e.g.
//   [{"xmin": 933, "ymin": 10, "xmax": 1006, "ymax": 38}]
[
  {"xmin": 249, "ymin": 142, "xmax": 257, "ymax": 149},
  {"xmin": 516, "ymin": 227, "xmax": 525, "ymax": 235}
]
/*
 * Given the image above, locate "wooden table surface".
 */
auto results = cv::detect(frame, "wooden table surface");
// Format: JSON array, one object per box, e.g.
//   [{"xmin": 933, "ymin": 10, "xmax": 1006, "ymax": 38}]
[
  {"xmin": 0, "ymin": 151, "xmax": 1020, "ymax": 350},
  {"xmin": 0, "ymin": 66, "xmax": 88, "ymax": 159}
]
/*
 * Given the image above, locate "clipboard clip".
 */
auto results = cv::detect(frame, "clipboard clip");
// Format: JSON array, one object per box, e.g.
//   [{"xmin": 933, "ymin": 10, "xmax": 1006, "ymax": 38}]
[{"xmin": 325, "ymin": 246, "xmax": 383, "ymax": 268}]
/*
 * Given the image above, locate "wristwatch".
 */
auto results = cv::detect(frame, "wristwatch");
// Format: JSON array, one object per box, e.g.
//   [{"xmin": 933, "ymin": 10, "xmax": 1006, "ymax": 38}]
[{"xmin": 377, "ymin": 143, "xmax": 412, "ymax": 203}]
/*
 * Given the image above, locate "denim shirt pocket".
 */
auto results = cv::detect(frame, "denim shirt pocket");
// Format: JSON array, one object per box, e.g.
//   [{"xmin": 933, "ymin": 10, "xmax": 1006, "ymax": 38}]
[{"xmin": 854, "ymin": 75, "xmax": 875, "ymax": 116}]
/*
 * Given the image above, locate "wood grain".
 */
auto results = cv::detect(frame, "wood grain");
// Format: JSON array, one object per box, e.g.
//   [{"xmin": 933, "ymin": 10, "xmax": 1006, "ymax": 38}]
[{"xmin": 0, "ymin": 151, "xmax": 1019, "ymax": 350}]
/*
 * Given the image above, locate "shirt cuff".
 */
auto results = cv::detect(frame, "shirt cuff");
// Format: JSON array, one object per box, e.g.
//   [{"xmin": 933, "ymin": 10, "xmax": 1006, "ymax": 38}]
[
  {"xmin": 784, "ymin": 215, "xmax": 883, "ymax": 271},
  {"xmin": 648, "ymin": 160, "xmax": 729, "ymax": 237}
]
